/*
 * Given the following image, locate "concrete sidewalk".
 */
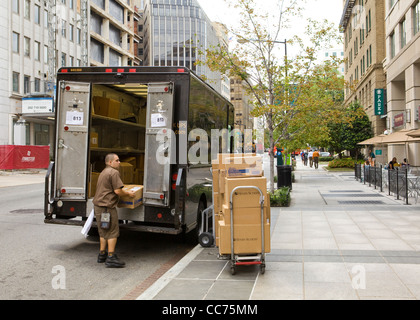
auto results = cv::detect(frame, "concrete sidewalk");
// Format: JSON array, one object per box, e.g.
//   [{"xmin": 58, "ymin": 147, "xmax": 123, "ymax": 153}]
[
  {"xmin": 0, "ymin": 169, "xmax": 46, "ymax": 188},
  {"xmin": 139, "ymin": 159, "xmax": 420, "ymax": 300}
]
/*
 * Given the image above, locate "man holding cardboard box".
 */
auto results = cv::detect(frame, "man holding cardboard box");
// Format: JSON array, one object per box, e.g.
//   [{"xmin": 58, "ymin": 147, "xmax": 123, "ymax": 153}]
[{"xmin": 93, "ymin": 153, "xmax": 135, "ymax": 268}]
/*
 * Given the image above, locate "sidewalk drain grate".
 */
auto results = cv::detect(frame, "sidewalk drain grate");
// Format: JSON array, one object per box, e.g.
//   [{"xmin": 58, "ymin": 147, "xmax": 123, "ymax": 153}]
[
  {"xmin": 323, "ymin": 194, "xmax": 383, "ymax": 198},
  {"xmin": 328, "ymin": 190, "xmax": 363, "ymax": 193},
  {"xmin": 338, "ymin": 200, "xmax": 385, "ymax": 205}
]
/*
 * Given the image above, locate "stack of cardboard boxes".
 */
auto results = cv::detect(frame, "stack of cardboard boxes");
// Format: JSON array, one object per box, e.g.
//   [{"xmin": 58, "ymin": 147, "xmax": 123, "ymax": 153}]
[{"xmin": 212, "ymin": 154, "xmax": 270, "ymax": 256}]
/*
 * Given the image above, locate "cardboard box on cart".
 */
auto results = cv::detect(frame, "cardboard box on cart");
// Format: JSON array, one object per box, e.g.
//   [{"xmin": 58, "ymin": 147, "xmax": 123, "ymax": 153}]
[
  {"xmin": 215, "ymin": 177, "xmax": 270, "ymax": 254},
  {"xmin": 218, "ymin": 219, "xmax": 271, "ymax": 255},
  {"xmin": 211, "ymin": 155, "xmax": 267, "ymax": 249}
]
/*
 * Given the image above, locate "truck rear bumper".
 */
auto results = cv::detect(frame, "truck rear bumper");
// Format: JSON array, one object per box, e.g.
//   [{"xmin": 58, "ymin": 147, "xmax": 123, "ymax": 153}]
[{"xmin": 44, "ymin": 218, "xmax": 182, "ymax": 235}]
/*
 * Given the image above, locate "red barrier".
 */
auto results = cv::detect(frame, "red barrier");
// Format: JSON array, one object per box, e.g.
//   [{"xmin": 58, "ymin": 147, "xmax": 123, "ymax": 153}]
[{"xmin": 0, "ymin": 145, "xmax": 50, "ymax": 170}]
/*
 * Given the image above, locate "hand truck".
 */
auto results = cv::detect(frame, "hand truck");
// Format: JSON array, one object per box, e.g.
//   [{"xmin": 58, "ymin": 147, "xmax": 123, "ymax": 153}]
[{"xmin": 229, "ymin": 186, "xmax": 266, "ymax": 275}]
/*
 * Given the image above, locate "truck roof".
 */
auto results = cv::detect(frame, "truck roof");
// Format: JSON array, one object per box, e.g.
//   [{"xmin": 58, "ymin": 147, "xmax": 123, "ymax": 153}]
[{"xmin": 57, "ymin": 66, "xmax": 190, "ymax": 75}]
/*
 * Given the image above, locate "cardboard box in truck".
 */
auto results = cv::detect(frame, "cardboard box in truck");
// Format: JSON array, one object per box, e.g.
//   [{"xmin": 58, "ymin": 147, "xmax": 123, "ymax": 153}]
[
  {"xmin": 119, "ymin": 162, "xmax": 134, "ymax": 184},
  {"xmin": 93, "ymin": 97, "xmax": 121, "ymax": 119},
  {"xmin": 88, "ymin": 172, "xmax": 100, "ymax": 198}
]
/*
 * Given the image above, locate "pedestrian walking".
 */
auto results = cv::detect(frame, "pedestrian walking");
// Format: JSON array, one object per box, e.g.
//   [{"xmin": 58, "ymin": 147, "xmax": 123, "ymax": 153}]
[
  {"xmin": 308, "ymin": 150, "xmax": 314, "ymax": 168},
  {"xmin": 303, "ymin": 152, "xmax": 308, "ymax": 166},
  {"xmin": 313, "ymin": 150, "xmax": 320, "ymax": 169},
  {"xmin": 93, "ymin": 153, "xmax": 135, "ymax": 268}
]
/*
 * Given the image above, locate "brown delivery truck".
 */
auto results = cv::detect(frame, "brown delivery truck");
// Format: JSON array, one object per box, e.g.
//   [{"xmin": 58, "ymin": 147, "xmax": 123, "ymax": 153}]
[{"xmin": 44, "ymin": 66, "xmax": 234, "ymax": 241}]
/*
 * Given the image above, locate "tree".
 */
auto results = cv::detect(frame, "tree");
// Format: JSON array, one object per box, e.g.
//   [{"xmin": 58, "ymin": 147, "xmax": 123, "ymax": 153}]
[
  {"xmin": 197, "ymin": 0, "xmax": 344, "ymax": 192},
  {"xmin": 327, "ymin": 102, "xmax": 373, "ymax": 159}
]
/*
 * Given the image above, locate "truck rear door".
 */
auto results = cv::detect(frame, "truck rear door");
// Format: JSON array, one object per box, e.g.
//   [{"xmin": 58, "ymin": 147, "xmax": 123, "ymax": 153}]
[
  {"xmin": 54, "ymin": 81, "xmax": 91, "ymax": 200},
  {"xmin": 143, "ymin": 82, "xmax": 175, "ymax": 207}
]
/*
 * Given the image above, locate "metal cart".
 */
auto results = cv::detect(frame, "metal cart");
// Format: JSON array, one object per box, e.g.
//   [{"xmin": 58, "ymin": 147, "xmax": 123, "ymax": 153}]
[{"xmin": 228, "ymin": 186, "xmax": 266, "ymax": 275}]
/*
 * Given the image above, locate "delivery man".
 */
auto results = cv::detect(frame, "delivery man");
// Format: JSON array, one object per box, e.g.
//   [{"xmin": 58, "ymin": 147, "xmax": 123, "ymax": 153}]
[{"xmin": 93, "ymin": 153, "xmax": 135, "ymax": 268}]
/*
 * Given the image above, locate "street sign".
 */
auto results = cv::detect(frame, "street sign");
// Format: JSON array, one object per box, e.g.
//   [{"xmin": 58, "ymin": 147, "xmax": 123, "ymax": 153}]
[{"xmin": 374, "ymin": 89, "xmax": 386, "ymax": 116}]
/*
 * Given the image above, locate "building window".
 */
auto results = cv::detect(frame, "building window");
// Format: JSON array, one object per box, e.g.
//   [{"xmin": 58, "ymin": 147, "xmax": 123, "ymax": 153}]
[
  {"xmin": 34, "ymin": 5, "xmax": 40, "ymax": 24},
  {"xmin": 414, "ymin": 2, "xmax": 420, "ymax": 35},
  {"xmin": 400, "ymin": 19, "xmax": 406, "ymax": 48},
  {"xmin": 62, "ymin": 20, "xmax": 67, "ymax": 38},
  {"xmin": 34, "ymin": 78, "xmax": 40, "ymax": 92},
  {"xmin": 24, "ymin": 37, "xmax": 30, "ymax": 57},
  {"xmin": 390, "ymin": 0, "xmax": 395, "ymax": 9},
  {"xmin": 13, "ymin": 72, "xmax": 20, "ymax": 93},
  {"xmin": 12, "ymin": 0, "xmax": 19, "ymax": 13},
  {"xmin": 12, "ymin": 32, "xmax": 19, "ymax": 53},
  {"xmin": 61, "ymin": 53, "xmax": 66, "ymax": 67},
  {"xmin": 24, "ymin": 0, "xmax": 30, "ymax": 20},
  {"xmin": 390, "ymin": 32, "xmax": 396, "ymax": 58},
  {"xmin": 24, "ymin": 75, "xmax": 30, "ymax": 95},
  {"xmin": 44, "ymin": 10, "xmax": 48, "ymax": 28},
  {"xmin": 77, "ymin": 28, "xmax": 81, "ymax": 44},
  {"xmin": 69, "ymin": 24, "xmax": 74, "ymax": 42}
]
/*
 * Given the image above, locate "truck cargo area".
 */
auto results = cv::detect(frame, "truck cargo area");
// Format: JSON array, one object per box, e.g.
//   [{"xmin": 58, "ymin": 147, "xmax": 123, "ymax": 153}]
[{"xmin": 88, "ymin": 83, "xmax": 148, "ymax": 197}]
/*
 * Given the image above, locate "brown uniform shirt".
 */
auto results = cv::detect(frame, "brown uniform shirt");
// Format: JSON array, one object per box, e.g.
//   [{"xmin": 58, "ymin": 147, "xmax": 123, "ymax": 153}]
[{"xmin": 93, "ymin": 166, "xmax": 124, "ymax": 208}]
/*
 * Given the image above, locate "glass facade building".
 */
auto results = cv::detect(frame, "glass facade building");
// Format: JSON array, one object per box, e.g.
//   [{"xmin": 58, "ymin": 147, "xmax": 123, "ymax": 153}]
[{"xmin": 143, "ymin": 0, "xmax": 226, "ymax": 96}]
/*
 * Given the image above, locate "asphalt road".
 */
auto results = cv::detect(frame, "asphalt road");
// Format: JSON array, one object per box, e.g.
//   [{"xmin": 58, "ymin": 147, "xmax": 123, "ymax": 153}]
[{"xmin": 0, "ymin": 183, "xmax": 194, "ymax": 300}]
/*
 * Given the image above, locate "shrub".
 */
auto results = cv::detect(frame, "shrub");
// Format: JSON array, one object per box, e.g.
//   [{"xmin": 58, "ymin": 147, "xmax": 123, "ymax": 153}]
[
  {"xmin": 328, "ymin": 158, "xmax": 363, "ymax": 169},
  {"xmin": 270, "ymin": 187, "xmax": 291, "ymax": 207},
  {"xmin": 319, "ymin": 156, "xmax": 334, "ymax": 162}
]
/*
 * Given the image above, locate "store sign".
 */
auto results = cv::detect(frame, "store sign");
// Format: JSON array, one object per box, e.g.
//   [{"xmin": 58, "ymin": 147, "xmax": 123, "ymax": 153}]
[
  {"xmin": 22, "ymin": 97, "xmax": 54, "ymax": 113},
  {"xmin": 393, "ymin": 112, "xmax": 405, "ymax": 128},
  {"xmin": 374, "ymin": 89, "xmax": 385, "ymax": 116}
]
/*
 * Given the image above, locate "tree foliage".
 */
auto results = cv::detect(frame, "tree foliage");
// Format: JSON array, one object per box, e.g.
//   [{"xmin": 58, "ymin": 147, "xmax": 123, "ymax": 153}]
[
  {"xmin": 327, "ymin": 102, "xmax": 373, "ymax": 158},
  {"xmin": 197, "ymin": 0, "xmax": 345, "ymax": 191}
]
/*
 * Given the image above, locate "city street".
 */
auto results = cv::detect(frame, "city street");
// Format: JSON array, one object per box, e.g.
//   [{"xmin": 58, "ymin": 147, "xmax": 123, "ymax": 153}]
[{"xmin": 0, "ymin": 180, "xmax": 194, "ymax": 300}]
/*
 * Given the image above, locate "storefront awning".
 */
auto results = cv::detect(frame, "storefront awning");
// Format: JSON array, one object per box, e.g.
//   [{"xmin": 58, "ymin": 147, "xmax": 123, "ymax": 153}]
[
  {"xmin": 407, "ymin": 129, "xmax": 420, "ymax": 138},
  {"xmin": 357, "ymin": 134, "xmax": 387, "ymax": 145},
  {"xmin": 381, "ymin": 129, "xmax": 420, "ymax": 144}
]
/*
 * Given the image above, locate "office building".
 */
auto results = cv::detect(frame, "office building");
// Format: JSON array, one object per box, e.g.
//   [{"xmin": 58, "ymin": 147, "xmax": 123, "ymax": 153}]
[
  {"xmin": 340, "ymin": 0, "xmax": 387, "ymax": 142},
  {"xmin": 142, "ymin": 0, "xmax": 228, "ymax": 97},
  {"xmin": 384, "ymin": 0, "xmax": 420, "ymax": 166}
]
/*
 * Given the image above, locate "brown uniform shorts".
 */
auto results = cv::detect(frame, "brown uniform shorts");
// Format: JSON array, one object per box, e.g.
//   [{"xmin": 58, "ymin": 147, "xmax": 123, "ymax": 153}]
[{"xmin": 94, "ymin": 206, "xmax": 119, "ymax": 240}]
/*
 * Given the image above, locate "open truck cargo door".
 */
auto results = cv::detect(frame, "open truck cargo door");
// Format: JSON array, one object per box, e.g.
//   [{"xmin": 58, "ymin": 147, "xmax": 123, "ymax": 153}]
[
  {"xmin": 54, "ymin": 81, "xmax": 91, "ymax": 200},
  {"xmin": 143, "ymin": 82, "xmax": 175, "ymax": 207}
]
